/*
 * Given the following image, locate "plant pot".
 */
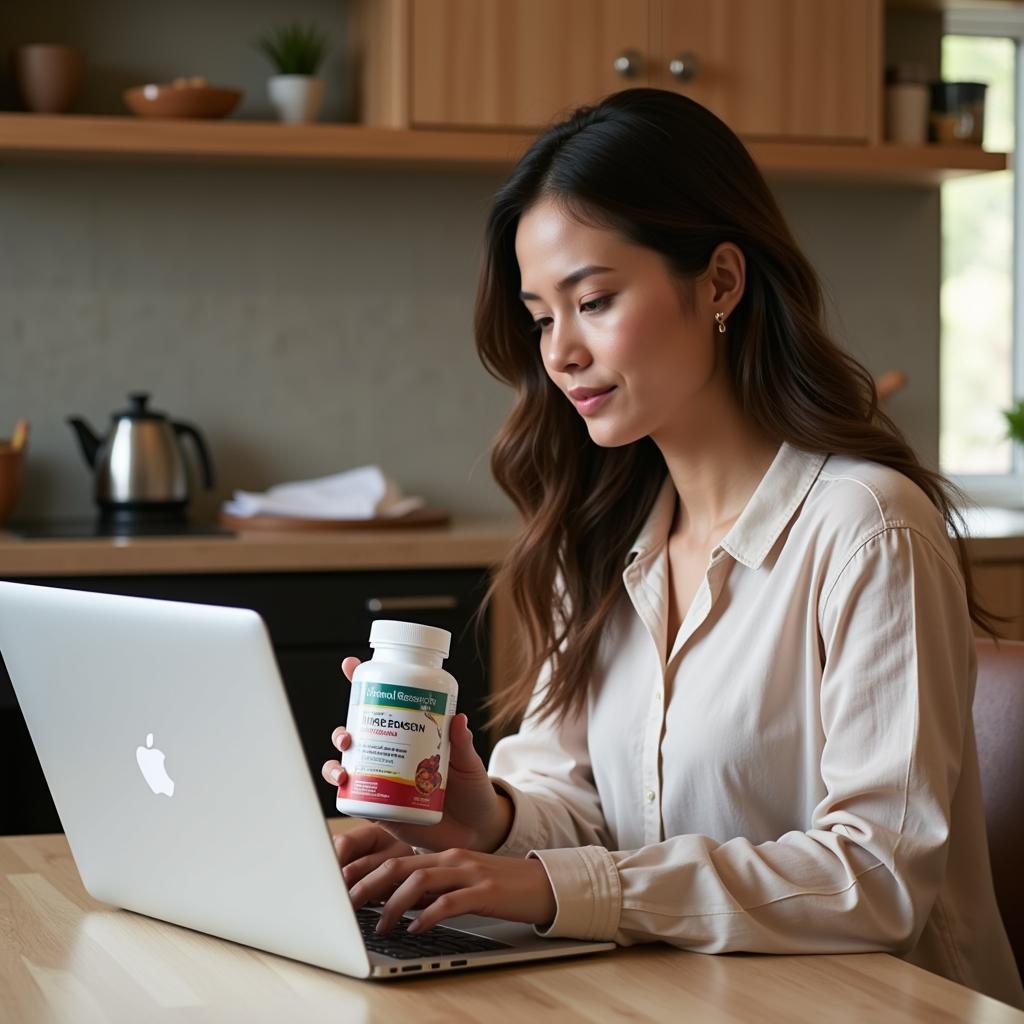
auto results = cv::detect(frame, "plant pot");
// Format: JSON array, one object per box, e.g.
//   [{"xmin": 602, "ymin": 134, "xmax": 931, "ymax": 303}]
[
  {"xmin": 267, "ymin": 75, "xmax": 325, "ymax": 124},
  {"xmin": 12, "ymin": 44, "xmax": 86, "ymax": 114}
]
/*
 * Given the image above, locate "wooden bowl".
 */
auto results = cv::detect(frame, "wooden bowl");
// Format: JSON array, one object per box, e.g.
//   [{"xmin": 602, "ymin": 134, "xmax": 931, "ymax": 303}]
[{"xmin": 123, "ymin": 83, "xmax": 243, "ymax": 119}]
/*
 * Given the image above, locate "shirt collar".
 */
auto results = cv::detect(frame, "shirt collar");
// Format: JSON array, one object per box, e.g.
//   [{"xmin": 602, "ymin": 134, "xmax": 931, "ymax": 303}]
[{"xmin": 625, "ymin": 441, "xmax": 828, "ymax": 570}]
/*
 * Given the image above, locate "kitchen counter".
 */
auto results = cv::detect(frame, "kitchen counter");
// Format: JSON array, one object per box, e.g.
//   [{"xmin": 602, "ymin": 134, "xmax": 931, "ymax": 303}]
[
  {"xmin": 0, "ymin": 518, "xmax": 520, "ymax": 577},
  {"xmin": 956, "ymin": 506, "xmax": 1024, "ymax": 560},
  {"xmin": 1, "ymin": 818, "xmax": 1020, "ymax": 1023},
  {"xmin": 0, "ymin": 507, "xmax": 1022, "ymax": 579}
]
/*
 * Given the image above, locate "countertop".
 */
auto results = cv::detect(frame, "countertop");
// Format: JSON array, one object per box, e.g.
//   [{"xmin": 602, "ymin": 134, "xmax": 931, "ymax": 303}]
[
  {"xmin": 955, "ymin": 506, "xmax": 1024, "ymax": 559},
  {"xmin": 1, "ymin": 507, "xmax": 1023, "ymax": 578},
  {"xmin": 0, "ymin": 517, "xmax": 520, "ymax": 577},
  {"xmin": 1, "ymin": 818, "xmax": 1020, "ymax": 1023}
]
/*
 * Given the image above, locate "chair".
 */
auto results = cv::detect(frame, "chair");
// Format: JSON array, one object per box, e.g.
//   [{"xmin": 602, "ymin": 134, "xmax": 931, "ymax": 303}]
[{"xmin": 973, "ymin": 638, "xmax": 1024, "ymax": 980}]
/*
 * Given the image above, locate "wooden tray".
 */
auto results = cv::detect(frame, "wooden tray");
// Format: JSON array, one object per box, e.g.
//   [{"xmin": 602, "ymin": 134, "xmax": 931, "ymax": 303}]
[{"xmin": 219, "ymin": 506, "xmax": 450, "ymax": 532}]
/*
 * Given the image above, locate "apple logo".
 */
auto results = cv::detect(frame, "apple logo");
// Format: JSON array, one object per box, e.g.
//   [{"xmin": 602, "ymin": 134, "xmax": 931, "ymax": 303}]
[{"xmin": 136, "ymin": 733, "xmax": 175, "ymax": 797}]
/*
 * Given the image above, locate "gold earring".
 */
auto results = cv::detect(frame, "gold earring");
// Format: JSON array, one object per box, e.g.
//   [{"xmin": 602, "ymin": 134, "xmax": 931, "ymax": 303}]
[{"xmin": 714, "ymin": 311, "xmax": 727, "ymax": 334}]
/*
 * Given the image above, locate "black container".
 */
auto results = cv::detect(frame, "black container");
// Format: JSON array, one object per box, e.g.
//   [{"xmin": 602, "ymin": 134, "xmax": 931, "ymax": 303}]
[{"xmin": 929, "ymin": 81, "xmax": 988, "ymax": 144}]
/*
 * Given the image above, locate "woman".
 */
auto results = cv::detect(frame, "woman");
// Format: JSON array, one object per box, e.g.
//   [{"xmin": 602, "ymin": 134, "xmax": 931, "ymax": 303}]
[{"xmin": 322, "ymin": 88, "xmax": 1024, "ymax": 1007}]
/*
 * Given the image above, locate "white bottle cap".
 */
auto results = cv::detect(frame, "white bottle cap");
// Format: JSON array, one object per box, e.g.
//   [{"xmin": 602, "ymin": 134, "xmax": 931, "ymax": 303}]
[{"xmin": 369, "ymin": 619, "xmax": 451, "ymax": 658}]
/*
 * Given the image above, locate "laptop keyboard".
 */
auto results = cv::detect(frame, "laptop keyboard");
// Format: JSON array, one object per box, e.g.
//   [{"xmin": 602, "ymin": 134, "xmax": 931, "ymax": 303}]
[{"xmin": 356, "ymin": 907, "xmax": 511, "ymax": 960}]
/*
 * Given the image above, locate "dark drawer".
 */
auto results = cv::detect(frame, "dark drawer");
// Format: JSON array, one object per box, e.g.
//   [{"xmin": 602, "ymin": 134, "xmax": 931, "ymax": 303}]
[{"xmin": 0, "ymin": 569, "xmax": 489, "ymax": 647}]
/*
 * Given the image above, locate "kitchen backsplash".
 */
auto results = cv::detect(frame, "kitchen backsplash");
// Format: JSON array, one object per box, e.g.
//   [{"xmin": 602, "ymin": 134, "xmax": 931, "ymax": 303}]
[{"xmin": 0, "ymin": 162, "xmax": 938, "ymax": 524}]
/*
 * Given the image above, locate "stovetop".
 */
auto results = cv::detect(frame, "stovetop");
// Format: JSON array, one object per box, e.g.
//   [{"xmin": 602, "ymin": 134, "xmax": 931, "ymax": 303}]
[{"xmin": 10, "ymin": 519, "xmax": 234, "ymax": 540}]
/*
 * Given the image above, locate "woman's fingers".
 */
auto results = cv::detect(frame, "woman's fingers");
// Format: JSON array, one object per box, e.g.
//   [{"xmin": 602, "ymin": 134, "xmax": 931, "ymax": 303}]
[
  {"xmin": 349, "ymin": 851, "xmax": 467, "ymax": 911},
  {"xmin": 323, "ymin": 728, "xmax": 351, "ymax": 785},
  {"xmin": 329, "ymin": 654, "xmax": 359, "ymax": 776},
  {"xmin": 321, "ymin": 759, "xmax": 347, "ymax": 785},
  {"xmin": 333, "ymin": 827, "xmax": 393, "ymax": 867},
  {"xmin": 406, "ymin": 888, "xmax": 486, "ymax": 934},
  {"xmin": 349, "ymin": 851, "xmax": 555, "ymax": 934},
  {"xmin": 342, "ymin": 848, "xmax": 411, "ymax": 888},
  {"xmin": 329, "ymin": 663, "xmax": 357, "ymax": 775},
  {"xmin": 372, "ymin": 867, "xmax": 470, "ymax": 933}
]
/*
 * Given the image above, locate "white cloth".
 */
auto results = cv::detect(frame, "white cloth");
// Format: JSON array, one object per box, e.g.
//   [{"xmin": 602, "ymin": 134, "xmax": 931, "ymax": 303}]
[
  {"xmin": 222, "ymin": 465, "xmax": 425, "ymax": 520},
  {"xmin": 487, "ymin": 441, "xmax": 1024, "ymax": 1009}
]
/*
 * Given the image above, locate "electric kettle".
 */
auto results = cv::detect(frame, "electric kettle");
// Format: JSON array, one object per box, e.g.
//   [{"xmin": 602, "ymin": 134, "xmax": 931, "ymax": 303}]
[{"xmin": 68, "ymin": 392, "xmax": 215, "ymax": 525}]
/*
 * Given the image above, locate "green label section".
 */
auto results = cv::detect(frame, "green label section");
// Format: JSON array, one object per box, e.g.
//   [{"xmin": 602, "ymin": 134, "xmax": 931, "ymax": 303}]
[{"xmin": 360, "ymin": 682, "xmax": 447, "ymax": 714}]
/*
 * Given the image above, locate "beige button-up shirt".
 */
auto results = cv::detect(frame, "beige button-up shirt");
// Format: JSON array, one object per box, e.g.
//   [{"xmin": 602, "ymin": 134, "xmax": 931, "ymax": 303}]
[{"xmin": 488, "ymin": 441, "xmax": 1024, "ymax": 1008}]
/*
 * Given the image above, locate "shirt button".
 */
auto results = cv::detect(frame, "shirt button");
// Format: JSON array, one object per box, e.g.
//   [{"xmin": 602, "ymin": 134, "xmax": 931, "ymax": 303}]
[{"xmin": 645, "ymin": 789, "xmax": 656, "ymax": 803}]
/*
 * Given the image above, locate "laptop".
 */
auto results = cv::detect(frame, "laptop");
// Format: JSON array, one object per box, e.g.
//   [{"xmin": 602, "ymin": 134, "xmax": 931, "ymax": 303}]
[{"xmin": 0, "ymin": 581, "xmax": 615, "ymax": 979}]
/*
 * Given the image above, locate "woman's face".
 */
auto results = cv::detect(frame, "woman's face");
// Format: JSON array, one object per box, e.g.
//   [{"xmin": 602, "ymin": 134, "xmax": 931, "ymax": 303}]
[{"xmin": 515, "ymin": 197, "xmax": 737, "ymax": 449}]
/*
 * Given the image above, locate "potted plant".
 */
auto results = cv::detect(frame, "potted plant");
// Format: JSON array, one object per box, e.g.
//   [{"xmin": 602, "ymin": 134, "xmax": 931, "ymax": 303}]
[
  {"xmin": 254, "ymin": 21, "xmax": 328, "ymax": 124},
  {"xmin": 1002, "ymin": 398, "xmax": 1024, "ymax": 458}
]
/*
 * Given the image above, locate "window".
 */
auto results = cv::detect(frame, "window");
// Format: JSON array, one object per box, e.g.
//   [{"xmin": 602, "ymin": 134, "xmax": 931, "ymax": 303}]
[{"xmin": 940, "ymin": 11, "xmax": 1024, "ymax": 503}]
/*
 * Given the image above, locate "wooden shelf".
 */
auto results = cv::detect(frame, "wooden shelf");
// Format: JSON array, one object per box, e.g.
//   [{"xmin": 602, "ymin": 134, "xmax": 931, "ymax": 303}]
[
  {"xmin": 887, "ymin": 0, "xmax": 1023, "ymax": 11},
  {"xmin": 747, "ymin": 141, "xmax": 1009, "ymax": 185},
  {"xmin": 0, "ymin": 113, "xmax": 1009, "ymax": 184},
  {"xmin": 0, "ymin": 114, "xmax": 532, "ymax": 173}
]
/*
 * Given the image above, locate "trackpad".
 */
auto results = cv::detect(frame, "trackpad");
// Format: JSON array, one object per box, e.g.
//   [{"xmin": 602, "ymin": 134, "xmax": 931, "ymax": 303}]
[{"xmin": 411, "ymin": 912, "xmax": 572, "ymax": 950}]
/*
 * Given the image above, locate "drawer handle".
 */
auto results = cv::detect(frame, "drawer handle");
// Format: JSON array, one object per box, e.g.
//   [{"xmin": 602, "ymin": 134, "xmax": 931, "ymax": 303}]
[
  {"xmin": 668, "ymin": 52, "xmax": 701, "ymax": 82},
  {"xmin": 365, "ymin": 595, "xmax": 458, "ymax": 612},
  {"xmin": 613, "ymin": 49, "xmax": 645, "ymax": 78}
]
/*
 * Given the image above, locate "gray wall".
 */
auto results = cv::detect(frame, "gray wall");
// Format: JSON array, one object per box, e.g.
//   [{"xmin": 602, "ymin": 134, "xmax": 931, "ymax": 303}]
[
  {"xmin": 0, "ymin": 163, "xmax": 938, "ymax": 524},
  {"xmin": 0, "ymin": 0, "xmax": 942, "ymax": 524}
]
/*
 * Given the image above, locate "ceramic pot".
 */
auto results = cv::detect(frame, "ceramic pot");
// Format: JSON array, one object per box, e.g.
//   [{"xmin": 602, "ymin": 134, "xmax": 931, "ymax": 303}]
[
  {"xmin": 268, "ymin": 75, "xmax": 325, "ymax": 123},
  {"xmin": 13, "ymin": 44, "xmax": 86, "ymax": 114}
]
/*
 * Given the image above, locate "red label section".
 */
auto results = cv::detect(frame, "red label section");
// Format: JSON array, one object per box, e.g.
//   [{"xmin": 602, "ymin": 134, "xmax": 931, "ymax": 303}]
[{"xmin": 338, "ymin": 774, "xmax": 446, "ymax": 812}]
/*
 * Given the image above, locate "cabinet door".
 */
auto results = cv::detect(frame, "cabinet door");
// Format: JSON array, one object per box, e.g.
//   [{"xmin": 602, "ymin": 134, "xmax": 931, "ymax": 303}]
[
  {"xmin": 411, "ymin": 0, "xmax": 651, "ymax": 129},
  {"xmin": 970, "ymin": 564, "xmax": 1024, "ymax": 641},
  {"xmin": 656, "ymin": 0, "xmax": 879, "ymax": 142}
]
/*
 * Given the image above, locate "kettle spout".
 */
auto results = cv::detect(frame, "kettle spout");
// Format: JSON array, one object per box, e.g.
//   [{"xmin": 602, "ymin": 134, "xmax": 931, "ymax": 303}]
[{"xmin": 67, "ymin": 417, "xmax": 102, "ymax": 467}]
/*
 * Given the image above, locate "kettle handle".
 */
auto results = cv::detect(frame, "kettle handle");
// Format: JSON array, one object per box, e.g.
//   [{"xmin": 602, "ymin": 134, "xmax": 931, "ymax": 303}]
[{"xmin": 173, "ymin": 421, "xmax": 215, "ymax": 489}]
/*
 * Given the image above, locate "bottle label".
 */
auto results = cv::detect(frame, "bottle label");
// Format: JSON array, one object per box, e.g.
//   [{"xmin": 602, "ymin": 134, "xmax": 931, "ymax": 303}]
[{"xmin": 338, "ymin": 681, "xmax": 453, "ymax": 812}]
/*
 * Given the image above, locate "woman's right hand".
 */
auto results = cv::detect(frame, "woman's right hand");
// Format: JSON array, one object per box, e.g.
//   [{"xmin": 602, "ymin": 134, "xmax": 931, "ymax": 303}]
[
  {"xmin": 322, "ymin": 656, "xmax": 514, "ymax": 856},
  {"xmin": 331, "ymin": 825, "xmax": 415, "ymax": 889}
]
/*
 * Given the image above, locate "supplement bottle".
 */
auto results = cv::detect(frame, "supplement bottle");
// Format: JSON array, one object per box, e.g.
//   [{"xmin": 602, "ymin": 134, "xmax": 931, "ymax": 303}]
[{"xmin": 336, "ymin": 619, "xmax": 457, "ymax": 825}]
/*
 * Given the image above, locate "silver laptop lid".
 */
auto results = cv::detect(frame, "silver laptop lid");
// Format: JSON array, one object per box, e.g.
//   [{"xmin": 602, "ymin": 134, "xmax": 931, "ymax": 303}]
[{"xmin": 0, "ymin": 581, "xmax": 371, "ymax": 978}]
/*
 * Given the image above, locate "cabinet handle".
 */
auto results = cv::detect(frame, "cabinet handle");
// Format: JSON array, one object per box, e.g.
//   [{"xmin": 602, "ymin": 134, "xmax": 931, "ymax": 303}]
[
  {"xmin": 365, "ymin": 595, "xmax": 458, "ymax": 612},
  {"xmin": 668, "ymin": 52, "xmax": 701, "ymax": 82},
  {"xmin": 613, "ymin": 49, "xmax": 645, "ymax": 78}
]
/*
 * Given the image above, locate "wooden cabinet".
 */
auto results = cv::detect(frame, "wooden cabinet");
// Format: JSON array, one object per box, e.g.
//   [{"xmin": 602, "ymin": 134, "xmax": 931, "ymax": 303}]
[
  {"xmin": 0, "ymin": 568, "xmax": 493, "ymax": 835},
  {"xmin": 0, "ymin": 0, "xmax": 1002, "ymax": 180},
  {"xmin": 356, "ymin": 0, "xmax": 882, "ymax": 142},
  {"xmin": 970, "ymin": 563, "xmax": 1024, "ymax": 641},
  {"xmin": 410, "ymin": 0, "xmax": 651, "ymax": 130},
  {"xmin": 656, "ymin": 1, "xmax": 880, "ymax": 141}
]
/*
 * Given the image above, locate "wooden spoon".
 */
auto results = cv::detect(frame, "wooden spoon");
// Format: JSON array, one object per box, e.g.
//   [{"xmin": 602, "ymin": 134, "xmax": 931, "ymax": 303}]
[
  {"xmin": 876, "ymin": 370, "xmax": 908, "ymax": 402},
  {"xmin": 10, "ymin": 420, "xmax": 29, "ymax": 452}
]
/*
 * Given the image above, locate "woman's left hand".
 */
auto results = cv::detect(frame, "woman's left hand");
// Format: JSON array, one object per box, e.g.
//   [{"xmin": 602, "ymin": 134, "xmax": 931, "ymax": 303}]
[{"xmin": 348, "ymin": 848, "xmax": 556, "ymax": 934}]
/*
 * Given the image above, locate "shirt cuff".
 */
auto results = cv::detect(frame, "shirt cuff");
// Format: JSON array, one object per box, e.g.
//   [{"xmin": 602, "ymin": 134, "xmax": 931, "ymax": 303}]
[
  {"xmin": 487, "ymin": 776, "xmax": 546, "ymax": 858},
  {"xmin": 527, "ymin": 845, "xmax": 621, "ymax": 941}
]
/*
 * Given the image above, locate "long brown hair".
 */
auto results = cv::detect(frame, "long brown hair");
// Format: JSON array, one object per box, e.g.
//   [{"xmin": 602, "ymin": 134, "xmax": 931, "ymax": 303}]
[{"xmin": 468, "ymin": 87, "xmax": 1005, "ymax": 734}]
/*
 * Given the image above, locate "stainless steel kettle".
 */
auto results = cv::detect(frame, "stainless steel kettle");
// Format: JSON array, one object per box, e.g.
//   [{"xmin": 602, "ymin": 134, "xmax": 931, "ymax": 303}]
[{"xmin": 68, "ymin": 392, "xmax": 215, "ymax": 523}]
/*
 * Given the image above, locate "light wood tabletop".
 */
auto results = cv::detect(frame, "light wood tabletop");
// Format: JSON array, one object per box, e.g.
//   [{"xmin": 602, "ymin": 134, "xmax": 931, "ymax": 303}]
[{"xmin": 1, "ymin": 819, "xmax": 1021, "ymax": 1024}]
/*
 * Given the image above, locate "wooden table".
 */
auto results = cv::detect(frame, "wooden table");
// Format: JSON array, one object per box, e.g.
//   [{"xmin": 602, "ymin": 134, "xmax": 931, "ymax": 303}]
[{"xmin": 2, "ymin": 820, "xmax": 1021, "ymax": 1024}]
